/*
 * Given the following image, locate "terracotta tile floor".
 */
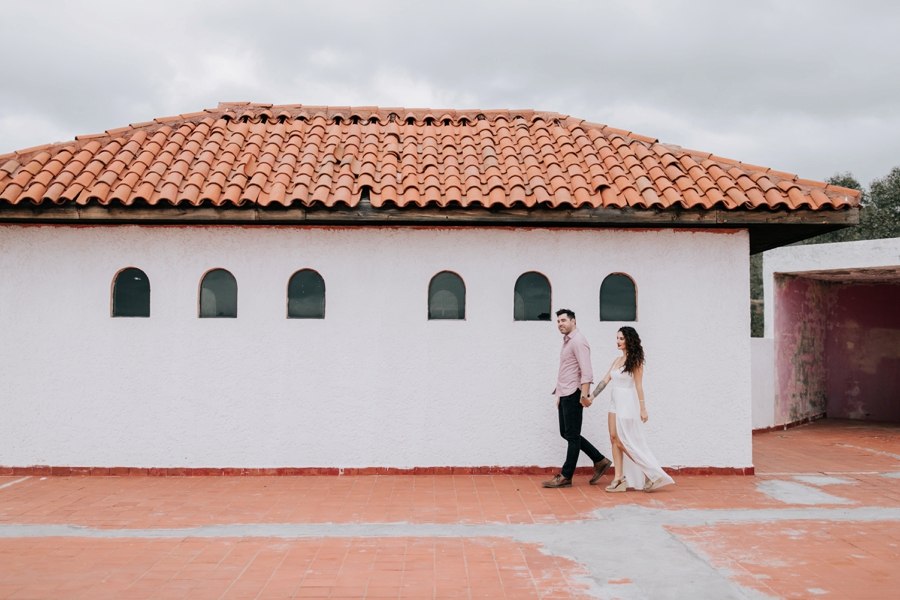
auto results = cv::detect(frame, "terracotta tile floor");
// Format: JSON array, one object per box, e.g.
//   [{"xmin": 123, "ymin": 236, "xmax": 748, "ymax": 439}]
[
  {"xmin": 3, "ymin": 469, "xmax": 897, "ymax": 530},
  {"xmin": 0, "ymin": 418, "xmax": 899, "ymax": 598},
  {"xmin": 668, "ymin": 520, "xmax": 900, "ymax": 599},
  {"xmin": 0, "ymin": 537, "xmax": 593, "ymax": 600},
  {"xmin": 753, "ymin": 418, "xmax": 900, "ymax": 474},
  {"xmin": 0, "ymin": 472, "xmax": 798, "ymax": 529}
]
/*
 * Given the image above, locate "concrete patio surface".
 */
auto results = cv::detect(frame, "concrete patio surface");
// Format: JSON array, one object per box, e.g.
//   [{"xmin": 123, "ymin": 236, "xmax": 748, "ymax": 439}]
[{"xmin": 1, "ymin": 419, "xmax": 899, "ymax": 599}]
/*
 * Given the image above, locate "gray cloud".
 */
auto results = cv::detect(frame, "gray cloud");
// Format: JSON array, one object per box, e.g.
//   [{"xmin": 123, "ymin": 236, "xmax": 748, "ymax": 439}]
[{"xmin": 1, "ymin": 0, "xmax": 898, "ymax": 185}]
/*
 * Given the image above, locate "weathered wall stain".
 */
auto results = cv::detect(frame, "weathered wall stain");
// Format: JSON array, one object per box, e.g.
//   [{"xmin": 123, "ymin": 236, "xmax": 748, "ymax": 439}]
[
  {"xmin": 774, "ymin": 275, "xmax": 829, "ymax": 424},
  {"xmin": 775, "ymin": 275, "xmax": 900, "ymax": 425},
  {"xmin": 826, "ymin": 284, "xmax": 900, "ymax": 422}
]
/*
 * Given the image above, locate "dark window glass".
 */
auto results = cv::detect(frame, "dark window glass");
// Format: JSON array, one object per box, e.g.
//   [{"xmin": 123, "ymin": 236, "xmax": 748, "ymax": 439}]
[
  {"xmin": 514, "ymin": 272, "xmax": 551, "ymax": 321},
  {"xmin": 600, "ymin": 274, "xmax": 637, "ymax": 321},
  {"xmin": 287, "ymin": 269, "xmax": 326, "ymax": 319},
  {"xmin": 112, "ymin": 268, "xmax": 150, "ymax": 317},
  {"xmin": 199, "ymin": 269, "xmax": 237, "ymax": 318},
  {"xmin": 428, "ymin": 271, "xmax": 465, "ymax": 320}
]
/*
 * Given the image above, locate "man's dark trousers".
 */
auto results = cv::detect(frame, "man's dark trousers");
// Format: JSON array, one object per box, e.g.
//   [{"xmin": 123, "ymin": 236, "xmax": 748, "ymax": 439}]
[{"xmin": 558, "ymin": 390, "xmax": 605, "ymax": 479}]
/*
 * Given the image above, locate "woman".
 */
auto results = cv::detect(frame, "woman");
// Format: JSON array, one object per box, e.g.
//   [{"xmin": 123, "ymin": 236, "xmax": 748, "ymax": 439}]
[{"xmin": 590, "ymin": 327, "xmax": 674, "ymax": 493}]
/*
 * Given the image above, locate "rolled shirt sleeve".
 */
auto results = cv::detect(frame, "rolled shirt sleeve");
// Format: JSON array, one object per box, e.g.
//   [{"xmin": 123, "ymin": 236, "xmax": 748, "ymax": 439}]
[{"xmin": 574, "ymin": 337, "xmax": 593, "ymax": 385}]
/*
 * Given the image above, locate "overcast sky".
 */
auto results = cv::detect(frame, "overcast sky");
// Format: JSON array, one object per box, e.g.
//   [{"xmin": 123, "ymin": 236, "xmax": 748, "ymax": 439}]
[{"xmin": 1, "ymin": 0, "xmax": 898, "ymax": 186}]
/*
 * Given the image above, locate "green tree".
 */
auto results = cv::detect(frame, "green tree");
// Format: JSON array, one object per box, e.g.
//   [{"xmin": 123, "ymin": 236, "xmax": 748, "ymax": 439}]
[
  {"xmin": 866, "ymin": 167, "xmax": 900, "ymax": 238},
  {"xmin": 750, "ymin": 167, "xmax": 900, "ymax": 337},
  {"xmin": 799, "ymin": 168, "xmax": 900, "ymax": 244},
  {"xmin": 750, "ymin": 253, "xmax": 764, "ymax": 337}
]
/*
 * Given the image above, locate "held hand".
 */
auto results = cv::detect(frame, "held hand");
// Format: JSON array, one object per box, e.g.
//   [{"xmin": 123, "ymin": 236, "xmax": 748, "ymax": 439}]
[
  {"xmin": 640, "ymin": 408, "xmax": 649, "ymax": 423},
  {"xmin": 580, "ymin": 396, "xmax": 592, "ymax": 408}
]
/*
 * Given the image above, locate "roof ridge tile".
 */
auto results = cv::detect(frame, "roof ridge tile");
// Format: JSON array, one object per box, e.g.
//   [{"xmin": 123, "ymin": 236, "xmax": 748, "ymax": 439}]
[
  {"xmin": 794, "ymin": 178, "xmax": 828, "ymax": 189},
  {"xmin": 766, "ymin": 169, "xmax": 798, "ymax": 181},
  {"xmin": 825, "ymin": 183, "xmax": 860, "ymax": 195}
]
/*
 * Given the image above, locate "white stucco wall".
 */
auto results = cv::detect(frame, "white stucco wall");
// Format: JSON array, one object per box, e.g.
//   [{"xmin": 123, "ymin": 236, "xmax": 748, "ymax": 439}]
[
  {"xmin": 763, "ymin": 237, "xmax": 900, "ymax": 338},
  {"xmin": 0, "ymin": 225, "xmax": 751, "ymax": 469},
  {"xmin": 751, "ymin": 337, "xmax": 775, "ymax": 430}
]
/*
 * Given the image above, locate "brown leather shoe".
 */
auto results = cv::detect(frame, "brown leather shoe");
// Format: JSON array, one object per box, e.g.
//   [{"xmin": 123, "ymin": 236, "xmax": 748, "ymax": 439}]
[
  {"xmin": 541, "ymin": 474, "xmax": 572, "ymax": 488},
  {"xmin": 589, "ymin": 458, "xmax": 612, "ymax": 485}
]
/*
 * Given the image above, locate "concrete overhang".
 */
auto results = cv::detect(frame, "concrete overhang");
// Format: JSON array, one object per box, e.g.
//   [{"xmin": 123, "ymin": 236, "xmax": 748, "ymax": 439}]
[
  {"xmin": 781, "ymin": 266, "xmax": 900, "ymax": 284},
  {"xmin": 762, "ymin": 237, "xmax": 900, "ymax": 337}
]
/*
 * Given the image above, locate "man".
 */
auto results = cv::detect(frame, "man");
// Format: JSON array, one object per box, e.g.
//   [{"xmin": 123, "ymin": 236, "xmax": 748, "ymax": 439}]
[{"xmin": 542, "ymin": 309, "xmax": 611, "ymax": 488}]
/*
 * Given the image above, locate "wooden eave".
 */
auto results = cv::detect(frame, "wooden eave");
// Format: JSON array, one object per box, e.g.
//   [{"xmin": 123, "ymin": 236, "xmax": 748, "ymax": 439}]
[{"xmin": 0, "ymin": 202, "xmax": 858, "ymax": 255}]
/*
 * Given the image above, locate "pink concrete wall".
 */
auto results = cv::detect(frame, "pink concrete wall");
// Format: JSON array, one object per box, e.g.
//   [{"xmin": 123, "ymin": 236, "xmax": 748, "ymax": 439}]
[
  {"xmin": 826, "ymin": 284, "xmax": 900, "ymax": 422},
  {"xmin": 774, "ymin": 275, "xmax": 829, "ymax": 424}
]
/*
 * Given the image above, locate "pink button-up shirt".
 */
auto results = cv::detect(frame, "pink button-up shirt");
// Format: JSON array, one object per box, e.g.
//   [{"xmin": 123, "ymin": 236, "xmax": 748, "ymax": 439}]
[{"xmin": 553, "ymin": 328, "xmax": 593, "ymax": 397}]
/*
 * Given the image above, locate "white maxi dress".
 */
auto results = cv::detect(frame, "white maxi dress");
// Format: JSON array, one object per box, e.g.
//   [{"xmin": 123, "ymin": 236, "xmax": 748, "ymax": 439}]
[{"xmin": 609, "ymin": 366, "xmax": 675, "ymax": 490}]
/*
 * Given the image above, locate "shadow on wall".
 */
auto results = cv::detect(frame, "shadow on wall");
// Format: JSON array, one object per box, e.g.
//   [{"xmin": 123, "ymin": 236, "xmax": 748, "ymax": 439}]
[{"xmin": 827, "ymin": 283, "xmax": 900, "ymax": 422}]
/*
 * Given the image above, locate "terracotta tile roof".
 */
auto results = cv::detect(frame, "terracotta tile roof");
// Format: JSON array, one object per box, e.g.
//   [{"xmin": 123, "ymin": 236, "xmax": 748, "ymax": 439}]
[{"xmin": 0, "ymin": 102, "xmax": 860, "ymax": 211}]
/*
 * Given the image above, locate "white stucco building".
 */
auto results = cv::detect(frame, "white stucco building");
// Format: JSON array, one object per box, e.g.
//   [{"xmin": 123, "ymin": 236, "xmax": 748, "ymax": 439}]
[{"xmin": 0, "ymin": 103, "xmax": 859, "ymax": 474}]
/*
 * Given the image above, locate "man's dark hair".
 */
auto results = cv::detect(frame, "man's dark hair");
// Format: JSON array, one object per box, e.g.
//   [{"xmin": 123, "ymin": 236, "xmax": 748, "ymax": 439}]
[{"xmin": 556, "ymin": 308, "xmax": 575, "ymax": 320}]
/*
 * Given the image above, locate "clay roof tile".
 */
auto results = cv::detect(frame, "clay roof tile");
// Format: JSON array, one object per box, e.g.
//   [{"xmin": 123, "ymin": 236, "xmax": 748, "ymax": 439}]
[
  {"xmin": 0, "ymin": 103, "xmax": 858, "ymax": 213},
  {"xmin": 808, "ymin": 188, "xmax": 830, "ymax": 208}
]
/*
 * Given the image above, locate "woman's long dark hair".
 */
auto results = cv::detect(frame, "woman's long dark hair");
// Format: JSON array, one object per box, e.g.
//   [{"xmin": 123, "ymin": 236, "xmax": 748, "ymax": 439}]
[{"xmin": 619, "ymin": 326, "xmax": 645, "ymax": 374}]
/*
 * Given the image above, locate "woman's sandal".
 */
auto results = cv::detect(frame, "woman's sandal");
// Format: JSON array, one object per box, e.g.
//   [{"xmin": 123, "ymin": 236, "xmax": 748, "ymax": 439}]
[
  {"xmin": 644, "ymin": 477, "xmax": 664, "ymax": 492},
  {"xmin": 605, "ymin": 478, "xmax": 627, "ymax": 493}
]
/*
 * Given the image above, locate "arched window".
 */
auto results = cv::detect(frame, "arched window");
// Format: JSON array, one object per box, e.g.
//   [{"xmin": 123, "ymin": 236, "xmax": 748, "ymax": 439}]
[
  {"xmin": 287, "ymin": 269, "xmax": 326, "ymax": 319},
  {"xmin": 600, "ymin": 273, "xmax": 637, "ymax": 321},
  {"xmin": 199, "ymin": 269, "xmax": 237, "ymax": 318},
  {"xmin": 428, "ymin": 271, "xmax": 465, "ymax": 320},
  {"xmin": 112, "ymin": 268, "xmax": 150, "ymax": 317},
  {"xmin": 514, "ymin": 272, "xmax": 551, "ymax": 321}
]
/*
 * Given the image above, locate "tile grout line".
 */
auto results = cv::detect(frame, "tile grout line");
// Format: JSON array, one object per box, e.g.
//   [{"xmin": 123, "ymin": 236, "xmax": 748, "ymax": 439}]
[
  {"xmin": 289, "ymin": 536, "xmax": 323, "ymax": 599},
  {"xmin": 215, "ymin": 540, "xmax": 265, "ymax": 600}
]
